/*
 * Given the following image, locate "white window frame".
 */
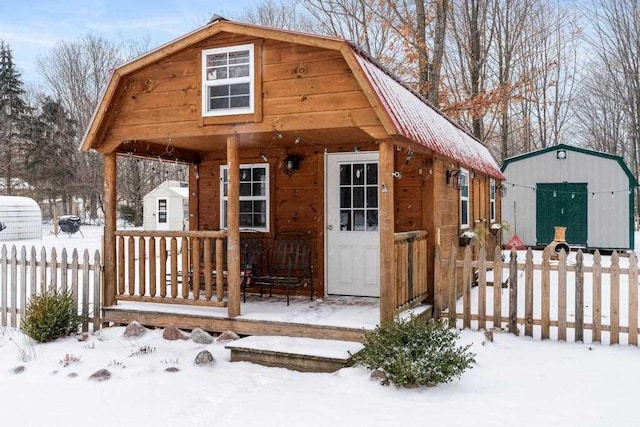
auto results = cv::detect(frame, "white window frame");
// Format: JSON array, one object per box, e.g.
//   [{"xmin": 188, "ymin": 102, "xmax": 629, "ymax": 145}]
[
  {"xmin": 220, "ymin": 163, "xmax": 270, "ymax": 232},
  {"xmin": 460, "ymin": 169, "xmax": 470, "ymax": 229},
  {"xmin": 490, "ymin": 178, "xmax": 496, "ymax": 222},
  {"xmin": 202, "ymin": 44, "xmax": 254, "ymax": 117}
]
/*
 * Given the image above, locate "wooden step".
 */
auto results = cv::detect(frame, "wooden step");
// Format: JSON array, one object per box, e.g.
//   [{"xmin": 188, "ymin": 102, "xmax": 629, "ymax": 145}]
[{"xmin": 225, "ymin": 335, "xmax": 364, "ymax": 373}]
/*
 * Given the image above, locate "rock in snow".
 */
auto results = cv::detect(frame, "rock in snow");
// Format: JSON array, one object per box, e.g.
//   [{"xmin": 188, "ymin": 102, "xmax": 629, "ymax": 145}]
[
  {"xmin": 163, "ymin": 325, "xmax": 188, "ymax": 341},
  {"xmin": 191, "ymin": 328, "xmax": 214, "ymax": 345},
  {"xmin": 123, "ymin": 321, "xmax": 146, "ymax": 338},
  {"xmin": 195, "ymin": 350, "xmax": 215, "ymax": 366},
  {"xmin": 89, "ymin": 369, "xmax": 111, "ymax": 381},
  {"xmin": 215, "ymin": 330, "xmax": 240, "ymax": 343}
]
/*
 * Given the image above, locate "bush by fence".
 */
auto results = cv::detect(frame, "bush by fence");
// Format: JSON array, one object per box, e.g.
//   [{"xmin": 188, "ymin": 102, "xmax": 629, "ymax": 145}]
[{"xmin": 0, "ymin": 245, "xmax": 102, "ymax": 332}]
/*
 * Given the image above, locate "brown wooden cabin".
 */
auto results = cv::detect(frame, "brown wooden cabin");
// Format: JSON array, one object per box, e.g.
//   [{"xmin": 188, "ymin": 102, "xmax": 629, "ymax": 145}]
[{"xmin": 80, "ymin": 17, "xmax": 504, "ymax": 340}]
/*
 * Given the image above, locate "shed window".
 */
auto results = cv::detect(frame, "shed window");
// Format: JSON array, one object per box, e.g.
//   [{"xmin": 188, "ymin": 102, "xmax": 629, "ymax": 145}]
[
  {"xmin": 158, "ymin": 199, "xmax": 167, "ymax": 223},
  {"xmin": 490, "ymin": 178, "xmax": 496, "ymax": 222},
  {"xmin": 220, "ymin": 164, "xmax": 269, "ymax": 232},
  {"xmin": 460, "ymin": 169, "xmax": 470, "ymax": 229},
  {"xmin": 202, "ymin": 44, "xmax": 254, "ymax": 117}
]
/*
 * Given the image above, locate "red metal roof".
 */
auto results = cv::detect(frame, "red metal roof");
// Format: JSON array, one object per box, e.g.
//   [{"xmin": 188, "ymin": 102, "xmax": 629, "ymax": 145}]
[{"xmin": 351, "ymin": 47, "xmax": 504, "ymax": 180}]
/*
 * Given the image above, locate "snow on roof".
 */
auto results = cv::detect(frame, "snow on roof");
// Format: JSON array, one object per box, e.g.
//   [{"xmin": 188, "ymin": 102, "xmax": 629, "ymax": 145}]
[{"xmin": 352, "ymin": 50, "xmax": 504, "ymax": 180}]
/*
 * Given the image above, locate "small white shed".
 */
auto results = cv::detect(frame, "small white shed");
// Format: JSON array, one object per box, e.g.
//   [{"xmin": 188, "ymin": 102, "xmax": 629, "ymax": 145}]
[
  {"xmin": 0, "ymin": 196, "xmax": 42, "ymax": 241},
  {"xmin": 143, "ymin": 180, "xmax": 189, "ymax": 231},
  {"xmin": 501, "ymin": 144, "xmax": 638, "ymax": 250}
]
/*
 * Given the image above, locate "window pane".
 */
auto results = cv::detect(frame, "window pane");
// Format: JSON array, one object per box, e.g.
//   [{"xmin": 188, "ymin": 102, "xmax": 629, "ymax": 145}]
[
  {"xmin": 229, "ymin": 50, "xmax": 249, "ymax": 64},
  {"xmin": 461, "ymin": 182, "xmax": 468, "ymax": 198},
  {"xmin": 353, "ymin": 210, "xmax": 365, "ymax": 231},
  {"xmin": 208, "ymin": 53, "xmax": 227, "ymax": 67},
  {"xmin": 240, "ymin": 201, "xmax": 252, "ymax": 212},
  {"xmin": 254, "ymin": 200, "xmax": 266, "ymax": 214},
  {"xmin": 223, "ymin": 201, "xmax": 228, "ymax": 227},
  {"xmin": 223, "ymin": 169, "xmax": 228, "ymax": 182},
  {"xmin": 223, "ymin": 183, "xmax": 228, "ymax": 197},
  {"xmin": 240, "ymin": 214, "xmax": 253, "ymax": 227},
  {"xmin": 461, "ymin": 200, "xmax": 468, "ymax": 226},
  {"xmin": 240, "ymin": 183, "xmax": 251, "ymax": 196},
  {"xmin": 210, "ymin": 85, "xmax": 229, "ymax": 97},
  {"xmin": 208, "ymin": 67, "xmax": 228, "ymax": 80},
  {"xmin": 240, "ymin": 168, "xmax": 251, "ymax": 181},
  {"xmin": 340, "ymin": 165, "xmax": 351, "ymax": 185},
  {"xmin": 253, "ymin": 213, "xmax": 266, "ymax": 227},
  {"xmin": 340, "ymin": 210, "xmax": 351, "ymax": 231},
  {"xmin": 367, "ymin": 210, "xmax": 378, "ymax": 231},
  {"xmin": 340, "ymin": 187, "xmax": 351, "ymax": 209},
  {"xmin": 366, "ymin": 187, "xmax": 378, "ymax": 208},
  {"xmin": 252, "ymin": 167, "xmax": 266, "ymax": 181},
  {"xmin": 230, "ymin": 96, "xmax": 250, "ymax": 108},
  {"xmin": 229, "ymin": 64, "xmax": 250, "ymax": 78},
  {"xmin": 366, "ymin": 163, "xmax": 378, "ymax": 185},
  {"xmin": 158, "ymin": 200, "xmax": 167, "ymax": 209},
  {"xmin": 252, "ymin": 182, "xmax": 266, "ymax": 196},
  {"xmin": 210, "ymin": 98, "xmax": 229, "ymax": 110},
  {"xmin": 230, "ymin": 83, "xmax": 250, "ymax": 95},
  {"xmin": 353, "ymin": 164, "xmax": 365, "ymax": 185},
  {"xmin": 353, "ymin": 187, "xmax": 364, "ymax": 208}
]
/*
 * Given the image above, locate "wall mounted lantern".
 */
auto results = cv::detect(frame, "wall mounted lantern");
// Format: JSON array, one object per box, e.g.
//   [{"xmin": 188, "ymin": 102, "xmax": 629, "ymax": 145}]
[
  {"xmin": 283, "ymin": 155, "xmax": 300, "ymax": 177},
  {"xmin": 556, "ymin": 149, "xmax": 567, "ymax": 160},
  {"xmin": 446, "ymin": 169, "xmax": 465, "ymax": 190}
]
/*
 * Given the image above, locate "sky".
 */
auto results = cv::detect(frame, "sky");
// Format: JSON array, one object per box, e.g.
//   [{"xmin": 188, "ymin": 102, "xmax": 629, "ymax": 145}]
[{"xmin": 0, "ymin": 0, "xmax": 257, "ymax": 88}]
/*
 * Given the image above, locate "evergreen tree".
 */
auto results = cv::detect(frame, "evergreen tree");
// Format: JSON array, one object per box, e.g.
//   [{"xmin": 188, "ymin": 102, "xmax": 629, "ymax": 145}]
[
  {"xmin": 0, "ymin": 41, "xmax": 30, "ymax": 195},
  {"xmin": 25, "ymin": 97, "xmax": 78, "ymax": 214}
]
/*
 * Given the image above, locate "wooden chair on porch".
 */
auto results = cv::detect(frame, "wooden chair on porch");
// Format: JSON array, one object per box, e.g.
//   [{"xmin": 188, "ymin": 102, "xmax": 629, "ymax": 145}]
[{"xmin": 252, "ymin": 231, "xmax": 314, "ymax": 306}]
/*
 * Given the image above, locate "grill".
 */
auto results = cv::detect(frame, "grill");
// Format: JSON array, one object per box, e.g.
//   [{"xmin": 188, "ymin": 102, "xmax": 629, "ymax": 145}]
[{"xmin": 58, "ymin": 215, "xmax": 83, "ymax": 237}]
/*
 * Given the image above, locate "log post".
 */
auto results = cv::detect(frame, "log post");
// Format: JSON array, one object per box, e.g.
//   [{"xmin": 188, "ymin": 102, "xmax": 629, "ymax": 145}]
[
  {"xmin": 379, "ymin": 140, "xmax": 395, "ymax": 323},
  {"xmin": 227, "ymin": 134, "xmax": 241, "ymax": 317},
  {"xmin": 104, "ymin": 152, "xmax": 117, "ymax": 308}
]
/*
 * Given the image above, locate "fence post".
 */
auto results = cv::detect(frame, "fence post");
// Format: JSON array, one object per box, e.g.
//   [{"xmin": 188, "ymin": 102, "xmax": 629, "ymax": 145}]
[
  {"xmin": 478, "ymin": 246, "xmax": 486, "ymax": 330},
  {"xmin": 508, "ymin": 248, "xmax": 518, "ymax": 335},
  {"xmin": 558, "ymin": 249, "xmax": 567, "ymax": 341},
  {"xmin": 610, "ymin": 251, "xmax": 620, "ymax": 345},
  {"xmin": 592, "ymin": 250, "xmax": 602, "ymax": 343},
  {"xmin": 493, "ymin": 246, "xmax": 502, "ymax": 329},
  {"xmin": 524, "ymin": 249, "xmax": 534, "ymax": 337},
  {"xmin": 462, "ymin": 246, "xmax": 472, "ymax": 329},
  {"xmin": 574, "ymin": 250, "xmax": 584, "ymax": 343},
  {"xmin": 434, "ymin": 245, "xmax": 442, "ymax": 319},
  {"xmin": 447, "ymin": 245, "xmax": 457, "ymax": 327},
  {"xmin": 629, "ymin": 252, "xmax": 638, "ymax": 346},
  {"xmin": 541, "ymin": 248, "xmax": 550, "ymax": 340}
]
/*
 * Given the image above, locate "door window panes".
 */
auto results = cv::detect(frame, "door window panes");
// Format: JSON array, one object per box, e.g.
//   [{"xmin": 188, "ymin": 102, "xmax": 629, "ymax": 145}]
[{"xmin": 338, "ymin": 161, "xmax": 378, "ymax": 231}]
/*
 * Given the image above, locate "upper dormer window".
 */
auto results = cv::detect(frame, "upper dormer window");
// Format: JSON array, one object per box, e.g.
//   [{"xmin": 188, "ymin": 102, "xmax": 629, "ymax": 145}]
[{"xmin": 202, "ymin": 44, "xmax": 254, "ymax": 117}]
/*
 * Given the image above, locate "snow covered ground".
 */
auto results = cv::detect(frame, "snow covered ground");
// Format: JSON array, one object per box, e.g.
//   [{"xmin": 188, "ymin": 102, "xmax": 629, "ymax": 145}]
[{"xmin": 0, "ymin": 229, "xmax": 639, "ymax": 426}]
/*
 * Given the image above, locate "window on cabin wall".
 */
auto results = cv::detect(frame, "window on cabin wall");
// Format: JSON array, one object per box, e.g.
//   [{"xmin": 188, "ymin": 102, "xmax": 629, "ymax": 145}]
[
  {"xmin": 220, "ymin": 164, "xmax": 269, "ymax": 232},
  {"xmin": 202, "ymin": 44, "xmax": 254, "ymax": 116},
  {"xmin": 460, "ymin": 169, "xmax": 470, "ymax": 229},
  {"xmin": 490, "ymin": 178, "xmax": 496, "ymax": 222}
]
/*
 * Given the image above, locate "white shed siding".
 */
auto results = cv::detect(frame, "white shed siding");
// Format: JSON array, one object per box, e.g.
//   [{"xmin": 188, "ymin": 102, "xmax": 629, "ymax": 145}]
[
  {"xmin": 0, "ymin": 196, "xmax": 42, "ymax": 241},
  {"xmin": 142, "ymin": 182, "xmax": 188, "ymax": 231},
  {"xmin": 502, "ymin": 149, "xmax": 631, "ymax": 249}
]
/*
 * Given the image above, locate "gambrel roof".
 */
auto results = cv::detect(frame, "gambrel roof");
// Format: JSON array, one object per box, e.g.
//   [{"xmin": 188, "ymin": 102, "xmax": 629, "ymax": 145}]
[{"xmin": 81, "ymin": 19, "xmax": 503, "ymax": 180}]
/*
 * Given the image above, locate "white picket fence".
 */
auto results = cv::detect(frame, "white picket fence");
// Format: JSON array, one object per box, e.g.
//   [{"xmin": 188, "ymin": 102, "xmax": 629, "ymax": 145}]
[{"xmin": 0, "ymin": 245, "xmax": 102, "ymax": 332}]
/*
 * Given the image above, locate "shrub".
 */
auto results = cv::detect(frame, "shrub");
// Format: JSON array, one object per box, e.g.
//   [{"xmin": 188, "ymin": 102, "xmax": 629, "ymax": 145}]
[
  {"xmin": 352, "ymin": 317, "xmax": 476, "ymax": 387},
  {"xmin": 21, "ymin": 286, "xmax": 82, "ymax": 342}
]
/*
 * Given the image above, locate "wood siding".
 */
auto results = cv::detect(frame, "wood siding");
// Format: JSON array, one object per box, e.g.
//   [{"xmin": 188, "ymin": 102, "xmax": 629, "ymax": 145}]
[{"xmin": 103, "ymin": 36, "xmax": 383, "ymax": 148}]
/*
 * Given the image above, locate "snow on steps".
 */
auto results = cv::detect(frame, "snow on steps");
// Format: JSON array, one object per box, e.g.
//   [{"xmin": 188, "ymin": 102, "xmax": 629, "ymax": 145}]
[{"xmin": 225, "ymin": 335, "xmax": 364, "ymax": 373}]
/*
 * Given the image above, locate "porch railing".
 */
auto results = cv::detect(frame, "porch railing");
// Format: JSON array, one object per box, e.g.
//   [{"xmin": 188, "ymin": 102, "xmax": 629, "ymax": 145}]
[
  {"xmin": 114, "ymin": 231, "xmax": 227, "ymax": 308},
  {"xmin": 394, "ymin": 230, "xmax": 429, "ymax": 313}
]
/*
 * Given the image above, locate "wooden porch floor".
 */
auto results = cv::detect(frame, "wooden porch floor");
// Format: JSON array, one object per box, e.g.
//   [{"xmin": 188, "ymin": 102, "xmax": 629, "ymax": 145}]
[{"xmin": 103, "ymin": 295, "xmax": 382, "ymax": 341}]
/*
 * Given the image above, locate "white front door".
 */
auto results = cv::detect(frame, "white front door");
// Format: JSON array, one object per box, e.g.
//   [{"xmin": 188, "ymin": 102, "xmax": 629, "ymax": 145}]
[
  {"xmin": 157, "ymin": 198, "xmax": 169, "ymax": 230},
  {"xmin": 326, "ymin": 152, "xmax": 380, "ymax": 297}
]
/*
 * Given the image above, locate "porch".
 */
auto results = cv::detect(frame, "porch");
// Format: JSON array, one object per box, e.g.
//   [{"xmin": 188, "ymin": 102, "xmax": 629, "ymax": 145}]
[{"xmin": 106, "ymin": 229, "xmax": 431, "ymax": 340}]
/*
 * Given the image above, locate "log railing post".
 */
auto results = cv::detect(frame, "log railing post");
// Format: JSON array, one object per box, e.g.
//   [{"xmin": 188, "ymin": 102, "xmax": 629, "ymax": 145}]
[
  {"xmin": 379, "ymin": 140, "xmax": 395, "ymax": 323},
  {"xmin": 103, "ymin": 152, "xmax": 117, "ymax": 307},
  {"xmin": 227, "ymin": 134, "xmax": 241, "ymax": 317}
]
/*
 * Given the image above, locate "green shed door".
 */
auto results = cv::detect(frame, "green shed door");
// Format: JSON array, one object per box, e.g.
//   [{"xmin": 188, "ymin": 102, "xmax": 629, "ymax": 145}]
[{"xmin": 536, "ymin": 183, "xmax": 588, "ymax": 246}]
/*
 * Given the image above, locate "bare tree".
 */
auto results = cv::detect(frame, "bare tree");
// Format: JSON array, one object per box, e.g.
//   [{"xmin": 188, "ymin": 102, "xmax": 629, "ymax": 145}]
[{"xmin": 238, "ymin": 0, "xmax": 312, "ymax": 29}]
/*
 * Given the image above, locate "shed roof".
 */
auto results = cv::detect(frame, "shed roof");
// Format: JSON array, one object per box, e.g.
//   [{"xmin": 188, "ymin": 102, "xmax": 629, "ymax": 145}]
[
  {"xmin": 81, "ymin": 19, "xmax": 503, "ymax": 180},
  {"xmin": 501, "ymin": 144, "xmax": 638, "ymax": 186}
]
